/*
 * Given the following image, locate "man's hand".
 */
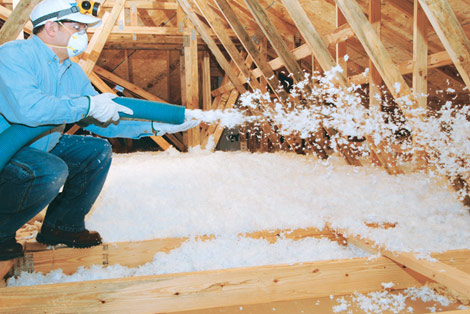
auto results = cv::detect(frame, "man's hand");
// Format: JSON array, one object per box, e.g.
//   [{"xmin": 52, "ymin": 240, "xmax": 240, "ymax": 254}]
[
  {"xmin": 152, "ymin": 119, "xmax": 200, "ymax": 136},
  {"xmin": 88, "ymin": 93, "xmax": 133, "ymax": 123}
]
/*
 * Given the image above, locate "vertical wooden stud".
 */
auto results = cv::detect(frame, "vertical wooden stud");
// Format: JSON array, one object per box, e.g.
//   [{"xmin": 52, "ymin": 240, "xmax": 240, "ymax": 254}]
[
  {"xmin": 336, "ymin": 5, "xmax": 348, "ymax": 77},
  {"xmin": 369, "ymin": 0, "xmax": 382, "ymax": 109},
  {"xmin": 202, "ymin": 51, "xmax": 212, "ymax": 111},
  {"xmin": 413, "ymin": 0, "xmax": 428, "ymax": 108}
]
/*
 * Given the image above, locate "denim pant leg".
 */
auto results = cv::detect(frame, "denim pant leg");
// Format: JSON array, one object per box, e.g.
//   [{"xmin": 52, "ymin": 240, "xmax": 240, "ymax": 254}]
[
  {"xmin": 0, "ymin": 147, "xmax": 68, "ymax": 242},
  {"xmin": 42, "ymin": 135, "xmax": 112, "ymax": 232}
]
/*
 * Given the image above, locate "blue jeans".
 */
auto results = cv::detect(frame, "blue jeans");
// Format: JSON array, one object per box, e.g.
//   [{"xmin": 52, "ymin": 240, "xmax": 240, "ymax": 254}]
[{"xmin": 0, "ymin": 135, "xmax": 112, "ymax": 242}]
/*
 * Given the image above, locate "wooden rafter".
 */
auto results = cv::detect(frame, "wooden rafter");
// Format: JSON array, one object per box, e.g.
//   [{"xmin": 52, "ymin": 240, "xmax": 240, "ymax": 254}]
[
  {"xmin": 350, "ymin": 50, "xmax": 453, "ymax": 85},
  {"xmin": 281, "ymin": 0, "xmax": 407, "ymax": 173},
  {"xmin": 176, "ymin": 0, "xmax": 246, "ymax": 93},
  {"xmin": 177, "ymin": 0, "xmax": 283, "ymax": 149},
  {"xmin": 368, "ymin": 0, "xmax": 382, "ymax": 109},
  {"xmin": 193, "ymin": 0, "xmax": 261, "ymax": 91},
  {"xmin": 417, "ymin": 0, "xmax": 470, "ymax": 89},
  {"xmin": 214, "ymin": 0, "xmax": 289, "ymax": 101},
  {"xmin": 413, "ymin": 0, "xmax": 429, "ymax": 109},
  {"xmin": 79, "ymin": 0, "xmax": 126, "ymax": 76},
  {"xmin": 0, "ymin": 0, "xmax": 38, "ymax": 44},
  {"xmin": 244, "ymin": 0, "xmax": 304, "ymax": 83},
  {"xmin": 334, "ymin": 0, "xmax": 417, "ymax": 116}
]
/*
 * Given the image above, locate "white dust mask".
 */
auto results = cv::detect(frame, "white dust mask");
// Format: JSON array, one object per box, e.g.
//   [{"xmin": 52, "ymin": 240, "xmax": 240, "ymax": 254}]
[{"xmin": 66, "ymin": 30, "xmax": 88, "ymax": 57}]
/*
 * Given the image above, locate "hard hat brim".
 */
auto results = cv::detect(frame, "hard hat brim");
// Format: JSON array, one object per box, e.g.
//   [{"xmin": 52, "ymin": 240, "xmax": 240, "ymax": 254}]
[{"xmin": 59, "ymin": 12, "xmax": 101, "ymax": 28}]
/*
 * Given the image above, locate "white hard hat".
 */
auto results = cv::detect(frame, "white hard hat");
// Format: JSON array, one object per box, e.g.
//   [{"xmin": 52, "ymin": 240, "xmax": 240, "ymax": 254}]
[{"xmin": 30, "ymin": 0, "xmax": 101, "ymax": 28}]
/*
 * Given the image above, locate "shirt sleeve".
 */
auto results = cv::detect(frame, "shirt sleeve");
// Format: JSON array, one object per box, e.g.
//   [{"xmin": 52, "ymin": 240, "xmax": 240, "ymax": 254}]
[
  {"xmin": 0, "ymin": 44, "xmax": 89, "ymax": 126},
  {"xmin": 84, "ymin": 119, "xmax": 155, "ymax": 139}
]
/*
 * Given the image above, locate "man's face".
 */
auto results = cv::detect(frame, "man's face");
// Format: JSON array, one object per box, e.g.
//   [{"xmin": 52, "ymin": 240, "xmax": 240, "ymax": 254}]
[{"xmin": 55, "ymin": 20, "xmax": 87, "ymax": 45}]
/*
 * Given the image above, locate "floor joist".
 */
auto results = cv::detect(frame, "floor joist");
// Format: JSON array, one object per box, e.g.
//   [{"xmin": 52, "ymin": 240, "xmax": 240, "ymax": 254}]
[{"xmin": 1, "ymin": 249, "xmax": 469, "ymax": 313}]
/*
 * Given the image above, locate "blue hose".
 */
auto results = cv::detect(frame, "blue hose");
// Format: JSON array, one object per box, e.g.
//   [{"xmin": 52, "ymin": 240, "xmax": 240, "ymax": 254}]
[{"xmin": 0, "ymin": 97, "xmax": 185, "ymax": 172}]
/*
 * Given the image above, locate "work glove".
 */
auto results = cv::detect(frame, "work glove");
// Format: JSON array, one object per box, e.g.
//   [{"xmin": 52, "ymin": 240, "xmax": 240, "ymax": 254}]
[
  {"xmin": 152, "ymin": 118, "xmax": 200, "ymax": 136},
  {"xmin": 87, "ymin": 93, "xmax": 133, "ymax": 123}
]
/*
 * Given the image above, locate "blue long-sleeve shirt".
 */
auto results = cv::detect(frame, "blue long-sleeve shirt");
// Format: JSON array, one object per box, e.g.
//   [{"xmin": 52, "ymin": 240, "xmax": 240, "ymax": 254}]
[{"xmin": 0, "ymin": 35, "xmax": 154, "ymax": 152}]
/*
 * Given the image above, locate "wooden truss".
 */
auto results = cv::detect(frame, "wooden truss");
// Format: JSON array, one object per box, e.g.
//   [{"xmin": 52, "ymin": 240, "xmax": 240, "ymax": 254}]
[{"xmin": 1, "ymin": 224, "xmax": 470, "ymax": 313}]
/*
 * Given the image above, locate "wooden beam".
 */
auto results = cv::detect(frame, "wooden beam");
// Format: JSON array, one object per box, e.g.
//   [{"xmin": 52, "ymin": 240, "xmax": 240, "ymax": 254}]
[
  {"xmin": 413, "ymin": 0, "xmax": 429, "ymax": 109},
  {"xmin": 2, "ymin": 250, "xmax": 469, "ymax": 313},
  {"xmin": 19, "ymin": 227, "xmax": 343, "ymax": 275},
  {"xmin": 244, "ymin": 0, "xmax": 304, "ymax": 83},
  {"xmin": 94, "ymin": 66, "xmax": 168, "ymax": 103},
  {"xmin": 279, "ymin": 0, "xmax": 349, "ymax": 87},
  {"xmin": 177, "ymin": 0, "xmax": 282, "ymax": 148},
  {"xmin": 0, "ymin": 0, "xmax": 39, "ymax": 44},
  {"xmin": 214, "ymin": 0, "xmax": 289, "ymax": 101},
  {"xmin": 334, "ymin": 0, "xmax": 417, "ymax": 117},
  {"xmin": 249, "ymin": 25, "xmax": 356, "ymax": 80},
  {"xmin": 102, "ymin": 1, "xmax": 178, "ymax": 10},
  {"xmin": 176, "ymin": 0, "xmax": 246, "ymax": 94},
  {"xmin": 193, "ymin": 0, "xmax": 262, "ymax": 91},
  {"xmin": 184, "ymin": 26, "xmax": 201, "ymax": 147},
  {"xmin": 350, "ymin": 50, "xmax": 452, "ymax": 85},
  {"xmin": 201, "ymin": 51, "xmax": 212, "ymax": 111},
  {"xmin": 79, "ymin": 0, "xmax": 126, "ymax": 75},
  {"xmin": 335, "ymin": 226, "xmax": 470, "ymax": 299},
  {"xmin": 417, "ymin": 0, "xmax": 470, "ymax": 89},
  {"xmin": 368, "ymin": 0, "xmax": 382, "ymax": 109},
  {"xmin": 388, "ymin": 0, "xmax": 414, "ymax": 16},
  {"xmin": 336, "ymin": 5, "xmax": 348, "ymax": 77}
]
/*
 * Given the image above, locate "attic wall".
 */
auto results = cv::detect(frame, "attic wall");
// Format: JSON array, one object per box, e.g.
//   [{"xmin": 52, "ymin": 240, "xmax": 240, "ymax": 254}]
[{"xmin": 97, "ymin": 49, "xmax": 182, "ymax": 104}]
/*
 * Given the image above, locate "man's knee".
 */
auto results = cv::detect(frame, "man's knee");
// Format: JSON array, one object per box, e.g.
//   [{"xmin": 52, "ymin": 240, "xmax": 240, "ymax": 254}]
[
  {"xmin": 0, "ymin": 149, "xmax": 68, "ymax": 214},
  {"xmin": 35, "ymin": 155, "xmax": 69, "ymax": 194},
  {"xmin": 88, "ymin": 137, "xmax": 112, "ymax": 168}
]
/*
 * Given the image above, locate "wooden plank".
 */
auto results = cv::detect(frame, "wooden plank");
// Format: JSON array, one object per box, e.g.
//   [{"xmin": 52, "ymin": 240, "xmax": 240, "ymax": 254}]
[
  {"xmin": 202, "ymin": 51, "xmax": 212, "ymax": 111},
  {"xmin": 184, "ymin": 26, "xmax": 201, "ymax": 147},
  {"xmin": 413, "ymin": 0, "xmax": 429, "ymax": 109},
  {"xmin": 336, "ymin": 5, "xmax": 348, "ymax": 77},
  {"xmin": 334, "ymin": 226, "xmax": 470, "ymax": 299},
  {"xmin": 214, "ymin": 0, "xmax": 289, "ymax": 101},
  {"xmin": 417, "ymin": 0, "xmax": 470, "ymax": 89},
  {"xmin": 193, "ymin": 0, "xmax": 261, "ymax": 91},
  {"xmin": 280, "ymin": 0, "xmax": 349, "ymax": 87},
  {"xmin": 388, "ymin": 251, "xmax": 470, "ymax": 298},
  {"xmin": 249, "ymin": 25, "xmax": 356, "ymax": 80},
  {"xmin": 102, "ymin": 1, "xmax": 178, "ymax": 10},
  {"xmin": 79, "ymin": 0, "xmax": 126, "ymax": 76},
  {"xmin": 368, "ymin": 0, "xmax": 382, "ymax": 109},
  {"xmin": 0, "ymin": 0, "xmax": 39, "ymax": 44},
  {"xmin": 388, "ymin": 0, "xmax": 414, "ymax": 16},
  {"xmin": 350, "ymin": 50, "xmax": 452, "ymax": 85},
  {"xmin": 3, "ymin": 250, "xmax": 470, "ymax": 313},
  {"xmin": 0, "ymin": 259, "xmax": 15, "ymax": 283},
  {"xmin": 334, "ymin": 0, "xmax": 417, "ymax": 115},
  {"xmin": 0, "ymin": 256, "xmax": 428, "ymax": 313},
  {"xmin": 176, "ymin": 0, "xmax": 247, "ymax": 94},
  {"xmin": 244, "ymin": 0, "xmax": 304, "ymax": 83},
  {"xmin": 94, "ymin": 66, "xmax": 168, "ymax": 103},
  {"xmin": 21, "ymin": 227, "xmax": 344, "ymax": 275}
]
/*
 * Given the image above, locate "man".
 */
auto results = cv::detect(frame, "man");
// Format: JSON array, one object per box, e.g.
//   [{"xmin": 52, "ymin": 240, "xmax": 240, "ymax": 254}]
[{"xmin": 0, "ymin": 0, "xmax": 198, "ymax": 261}]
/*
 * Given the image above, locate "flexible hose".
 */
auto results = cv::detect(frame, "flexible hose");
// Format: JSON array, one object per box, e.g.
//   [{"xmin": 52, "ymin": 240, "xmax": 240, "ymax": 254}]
[{"xmin": 0, "ymin": 97, "xmax": 185, "ymax": 172}]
